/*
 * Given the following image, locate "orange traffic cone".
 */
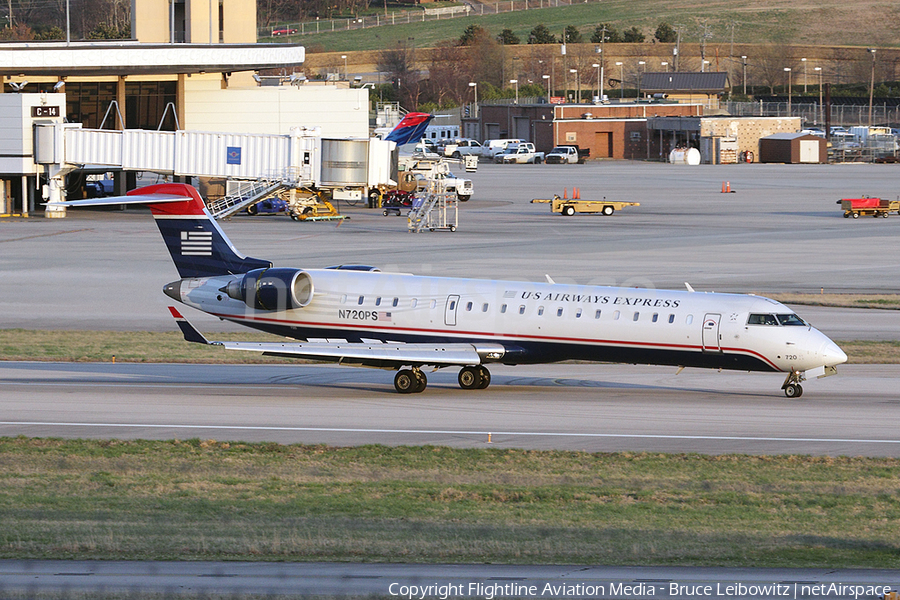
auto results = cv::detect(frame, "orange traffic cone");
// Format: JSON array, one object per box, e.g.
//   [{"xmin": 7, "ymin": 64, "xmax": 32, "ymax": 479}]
[{"xmin": 563, "ymin": 188, "xmax": 568, "ymax": 199}]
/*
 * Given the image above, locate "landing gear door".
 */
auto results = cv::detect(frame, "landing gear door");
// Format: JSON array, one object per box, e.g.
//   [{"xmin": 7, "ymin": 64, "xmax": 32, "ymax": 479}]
[
  {"xmin": 702, "ymin": 313, "xmax": 722, "ymax": 353},
  {"xmin": 444, "ymin": 294, "xmax": 460, "ymax": 326}
]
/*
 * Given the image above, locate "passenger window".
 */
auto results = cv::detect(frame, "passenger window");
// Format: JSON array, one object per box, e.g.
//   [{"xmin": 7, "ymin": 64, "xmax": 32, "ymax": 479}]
[
  {"xmin": 686, "ymin": 314, "xmax": 693, "ymax": 325},
  {"xmin": 501, "ymin": 304, "xmax": 507, "ymax": 314},
  {"xmin": 340, "ymin": 294, "xmax": 347, "ymax": 304},
  {"xmin": 613, "ymin": 310, "xmax": 620, "ymax": 320},
  {"xmin": 538, "ymin": 306, "xmax": 544, "ymax": 316},
  {"xmin": 375, "ymin": 297, "xmax": 382, "ymax": 306},
  {"xmin": 392, "ymin": 298, "xmax": 399, "ymax": 307},
  {"xmin": 595, "ymin": 310, "xmax": 602, "ymax": 319},
  {"xmin": 466, "ymin": 302, "xmax": 473, "ymax": 311},
  {"xmin": 633, "ymin": 312, "xmax": 639, "ymax": 322},
  {"xmin": 430, "ymin": 299, "xmax": 437, "ymax": 309},
  {"xmin": 519, "ymin": 305, "xmax": 526, "ymax": 315},
  {"xmin": 576, "ymin": 308, "xmax": 583, "ymax": 318},
  {"xmin": 668, "ymin": 314, "xmax": 675, "ymax": 324},
  {"xmin": 482, "ymin": 303, "xmax": 489, "ymax": 312},
  {"xmin": 411, "ymin": 299, "xmax": 418, "ymax": 308},
  {"xmin": 557, "ymin": 307, "xmax": 564, "ymax": 317},
  {"xmin": 652, "ymin": 313, "xmax": 659, "ymax": 323},
  {"xmin": 358, "ymin": 296, "xmax": 364, "ymax": 305}
]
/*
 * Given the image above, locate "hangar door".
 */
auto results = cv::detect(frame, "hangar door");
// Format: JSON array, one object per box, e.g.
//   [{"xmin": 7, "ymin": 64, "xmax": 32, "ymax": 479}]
[{"xmin": 799, "ymin": 140, "xmax": 819, "ymax": 163}]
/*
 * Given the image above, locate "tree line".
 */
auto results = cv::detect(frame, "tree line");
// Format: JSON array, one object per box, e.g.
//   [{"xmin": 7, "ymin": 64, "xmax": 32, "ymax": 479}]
[{"xmin": 376, "ymin": 22, "xmax": 678, "ymax": 111}]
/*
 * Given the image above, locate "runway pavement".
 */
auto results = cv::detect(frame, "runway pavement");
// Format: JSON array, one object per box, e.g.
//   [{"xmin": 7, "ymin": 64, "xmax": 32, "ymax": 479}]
[
  {"xmin": 1, "ymin": 560, "xmax": 898, "ymax": 599},
  {"xmin": 1, "ymin": 361, "xmax": 898, "ymax": 456}
]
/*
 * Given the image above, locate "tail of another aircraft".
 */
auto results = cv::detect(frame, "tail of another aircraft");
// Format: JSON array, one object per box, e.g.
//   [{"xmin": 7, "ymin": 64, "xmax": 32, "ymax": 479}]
[
  {"xmin": 383, "ymin": 112, "xmax": 434, "ymax": 146},
  {"xmin": 66, "ymin": 183, "xmax": 272, "ymax": 278}
]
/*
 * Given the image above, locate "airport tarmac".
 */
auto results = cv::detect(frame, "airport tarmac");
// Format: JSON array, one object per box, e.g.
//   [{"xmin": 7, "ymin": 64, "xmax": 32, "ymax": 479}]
[
  {"xmin": 1, "ymin": 361, "xmax": 899, "ymax": 456},
  {"xmin": 2, "ymin": 162, "xmax": 900, "ymax": 337}
]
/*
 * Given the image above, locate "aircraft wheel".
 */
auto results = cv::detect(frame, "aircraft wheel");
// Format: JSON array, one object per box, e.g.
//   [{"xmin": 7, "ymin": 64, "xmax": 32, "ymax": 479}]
[
  {"xmin": 413, "ymin": 370, "xmax": 428, "ymax": 393},
  {"xmin": 784, "ymin": 383, "xmax": 803, "ymax": 398},
  {"xmin": 394, "ymin": 369, "xmax": 418, "ymax": 394},
  {"xmin": 458, "ymin": 366, "xmax": 483, "ymax": 390},
  {"xmin": 602, "ymin": 205, "xmax": 615, "ymax": 216},
  {"xmin": 563, "ymin": 205, "xmax": 575, "ymax": 216},
  {"xmin": 476, "ymin": 366, "xmax": 491, "ymax": 389}
]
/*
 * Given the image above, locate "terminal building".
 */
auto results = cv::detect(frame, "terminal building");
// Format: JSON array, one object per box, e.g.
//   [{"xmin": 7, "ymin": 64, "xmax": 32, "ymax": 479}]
[{"xmin": 0, "ymin": 0, "xmax": 369, "ymax": 216}]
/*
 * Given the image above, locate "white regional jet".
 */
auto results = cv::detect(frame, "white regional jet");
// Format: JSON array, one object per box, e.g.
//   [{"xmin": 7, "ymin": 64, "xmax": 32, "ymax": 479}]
[{"xmin": 66, "ymin": 184, "xmax": 847, "ymax": 396}]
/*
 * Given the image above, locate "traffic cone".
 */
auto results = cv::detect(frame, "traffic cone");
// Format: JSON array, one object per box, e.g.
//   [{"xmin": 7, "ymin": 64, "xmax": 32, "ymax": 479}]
[
  {"xmin": 563, "ymin": 188, "xmax": 568, "ymax": 199},
  {"xmin": 726, "ymin": 181, "xmax": 731, "ymax": 193},
  {"xmin": 721, "ymin": 181, "xmax": 726, "ymax": 193}
]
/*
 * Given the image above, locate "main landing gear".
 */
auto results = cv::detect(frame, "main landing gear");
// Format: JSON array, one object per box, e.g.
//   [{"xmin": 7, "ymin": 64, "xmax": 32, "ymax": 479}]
[
  {"xmin": 392, "ymin": 366, "xmax": 492, "ymax": 393},
  {"xmin": 781, "ymin": 371, "xmax": 804, "ymax": 398}
]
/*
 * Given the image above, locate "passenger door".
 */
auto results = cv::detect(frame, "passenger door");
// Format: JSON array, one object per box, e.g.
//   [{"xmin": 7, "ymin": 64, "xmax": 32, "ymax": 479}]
[
  {"xmin": 444, "ymin": 295, "xmax": 460, "ymax": 326},
  {"xmin": 702, "ymin": 313, "xmax": 722, "ymax": 353}
]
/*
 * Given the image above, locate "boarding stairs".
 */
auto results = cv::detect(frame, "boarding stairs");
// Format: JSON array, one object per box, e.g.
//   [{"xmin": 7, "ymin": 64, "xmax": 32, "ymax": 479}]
[
  {"xmin": 207, "ymin": 179, "xmax": 285, "ymax": 220},
  {"xmin": 407, "ymin": 178, "xmax": 457, "ymax": 233}
]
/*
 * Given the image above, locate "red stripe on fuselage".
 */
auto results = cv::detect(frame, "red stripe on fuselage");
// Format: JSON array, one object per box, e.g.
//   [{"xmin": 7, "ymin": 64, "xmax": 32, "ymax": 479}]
[{"xmin": 207, "ymin": 311, "xmax": 782, "ymax": 370}]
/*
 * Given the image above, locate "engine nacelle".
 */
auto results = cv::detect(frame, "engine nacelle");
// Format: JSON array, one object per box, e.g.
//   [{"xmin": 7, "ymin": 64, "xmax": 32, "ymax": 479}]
[{"xmin": 225, "ymin": 268, "xmax": 314, "ymax": 311}]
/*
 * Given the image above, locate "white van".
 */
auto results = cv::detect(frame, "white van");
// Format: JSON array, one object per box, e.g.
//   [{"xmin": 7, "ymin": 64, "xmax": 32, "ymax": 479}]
[{"xmin": 483, "ymin": 139, "xmax": 522, "ymax": 159}]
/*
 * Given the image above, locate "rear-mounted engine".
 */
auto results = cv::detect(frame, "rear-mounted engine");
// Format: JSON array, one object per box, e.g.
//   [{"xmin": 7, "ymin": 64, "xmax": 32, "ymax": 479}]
[{"xmin": 224, "ymin": 268, "xmax": 314, "ymax": 311}]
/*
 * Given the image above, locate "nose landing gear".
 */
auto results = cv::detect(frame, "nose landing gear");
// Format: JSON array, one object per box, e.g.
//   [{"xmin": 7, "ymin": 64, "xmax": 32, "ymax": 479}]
[{"xmin": 782, "ymin": 371, "xmax": 804, "ymax": 398}]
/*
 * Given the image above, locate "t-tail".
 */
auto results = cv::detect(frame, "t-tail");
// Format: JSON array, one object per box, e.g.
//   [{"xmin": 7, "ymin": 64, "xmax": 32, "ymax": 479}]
[
  {"xmin": 65, "ymin": 183, "xmax": 271, "ymax": 278},
  {"xmin": 383, "ymin": 112, "xmax": 434, "ymax": 145}
]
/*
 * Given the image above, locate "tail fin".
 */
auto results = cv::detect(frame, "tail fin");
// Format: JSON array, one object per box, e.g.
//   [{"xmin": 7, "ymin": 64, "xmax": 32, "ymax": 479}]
[
  {"xmin": 384, "ymin": 112, "xmax": 434, "ymax": 145},
  {"xmin": 67, "ymin": 183, "xmax": 271, "ymax": 278}
]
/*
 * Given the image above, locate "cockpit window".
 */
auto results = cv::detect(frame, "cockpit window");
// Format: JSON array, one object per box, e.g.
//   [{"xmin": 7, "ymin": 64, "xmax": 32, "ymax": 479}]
[
  {"xmin": 748, "ymin": 313, "xmax": 779, "ymax": 326},
  {"xmin": 776, "ymin": 313, "xmax": 806, "ymax": 326}
]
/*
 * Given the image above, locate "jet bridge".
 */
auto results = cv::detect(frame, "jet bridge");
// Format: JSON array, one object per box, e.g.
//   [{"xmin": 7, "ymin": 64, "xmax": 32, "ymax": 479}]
[{"xmin": 35, "ymin": 122, "xmax": 396, "ymax": 218}]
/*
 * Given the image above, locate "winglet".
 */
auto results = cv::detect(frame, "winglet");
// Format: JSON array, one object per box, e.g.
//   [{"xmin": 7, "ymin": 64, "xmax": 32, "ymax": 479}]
[
  {"xmin": 685, "ymin": 282, "xmax": 695, "ymax": 293},
  {"xmin": 168, "ymin": 306, "xmax": 212, "ymax": 345}
]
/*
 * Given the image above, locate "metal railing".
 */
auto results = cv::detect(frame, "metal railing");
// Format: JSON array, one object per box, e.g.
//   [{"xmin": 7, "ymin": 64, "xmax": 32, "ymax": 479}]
[
  {"xmin": 259, "ymin": 0, "xmax": 601, "ymax": 38},
  {"xmin": 726, "ymin": 101, "xmax": 900, "ymax": 127}
]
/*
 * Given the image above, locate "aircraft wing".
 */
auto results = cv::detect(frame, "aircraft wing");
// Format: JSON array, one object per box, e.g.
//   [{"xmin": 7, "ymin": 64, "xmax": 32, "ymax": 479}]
[{"xmin": 169, "ymin": 308, "xmax": 506, "ymax": 368}]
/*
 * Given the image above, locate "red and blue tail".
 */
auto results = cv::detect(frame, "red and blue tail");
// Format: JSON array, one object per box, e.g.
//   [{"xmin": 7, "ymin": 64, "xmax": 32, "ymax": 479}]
[
  {"xmin": 383, "ymin": 112, "xmax": 434, "ymax": 146},
  {"xmin": 66, "ymin": 183, "xmax": 271, "ymax": 278}
]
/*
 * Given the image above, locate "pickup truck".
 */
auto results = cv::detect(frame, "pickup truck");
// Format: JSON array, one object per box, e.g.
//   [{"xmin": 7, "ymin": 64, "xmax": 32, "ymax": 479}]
[
  {"xmin": 494, "ymin": 143, "xmax": 545, "ymax": 164},
  {"xmin": 443, "ymin": 139, "xmax": 483, "ymax": 159},
  {"xmin": 545, "ymin": 145, "xmax": 590, "ymax": 164}
]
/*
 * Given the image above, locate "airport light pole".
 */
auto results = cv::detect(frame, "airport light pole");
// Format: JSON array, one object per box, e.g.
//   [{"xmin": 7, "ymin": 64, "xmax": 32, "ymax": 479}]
[
  {"xmin": 570, "ymin": 69, "xmax": 578, "ymax": 103},
  {"xmin": 542, "ymin": 74, "xmax": 550, "ymax": 103},
  {"xmin": 469, "ymin": 82, "xmax": 478, "ymax": 119},
  {"xmin": 741, "ymin": 55, "xmax": 747, "ymax": 95},
  {"xmin": 616, "ymin": 62, "xmax": 624, "ymax": 98},
  {"xmin": 815, "ymin": 66, "xmax": 823, "ymax": 125},
  {"xmin": 592, "ymin": 63, "xmax": 600, "ymax": 101},
  {"xmin": 637, "ymin": 60, "xmax": 645, "ymax": 98},
  {"xmin": 801, "ymin": 57, "xmax": 807, "ymax": 93},
  {"xmin": 868, "ymin": 48, "xmax": 876, "ymax": 126},
  {"xmin": 784, "ymin": 67, "xmax": 792, "ymax": 116},
  {"xmin": 341, "ymin": 55, "xmax": 347, "ymax": 80},
  {"xmin": 510, "ymin": 79, "xmax": 518, "ymax": 104}
]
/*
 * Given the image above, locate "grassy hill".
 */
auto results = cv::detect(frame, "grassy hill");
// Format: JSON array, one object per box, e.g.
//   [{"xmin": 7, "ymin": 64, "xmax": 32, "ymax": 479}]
[{"xmin": 295, "ymin": 0, "xmax": 900, "ymax": 53}]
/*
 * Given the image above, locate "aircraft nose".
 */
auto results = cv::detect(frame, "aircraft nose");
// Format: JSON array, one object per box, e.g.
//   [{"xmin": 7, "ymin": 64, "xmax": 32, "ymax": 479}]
[{"xmin": 820, "ymin": 340, "xmax": 848, "ymax": 366}]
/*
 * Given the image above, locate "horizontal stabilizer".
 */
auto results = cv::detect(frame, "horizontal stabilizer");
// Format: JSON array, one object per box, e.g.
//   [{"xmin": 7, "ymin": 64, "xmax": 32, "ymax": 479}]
[{"xmin": 63, "ymin": 194, "xmax": 190, "ymax": 207}]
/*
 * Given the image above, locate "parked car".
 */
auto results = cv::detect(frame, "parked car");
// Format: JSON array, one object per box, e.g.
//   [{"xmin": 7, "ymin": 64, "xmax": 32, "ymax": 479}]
[
  {"xmin": 545, "ymin": 145, "xmax": 590, "ymax": 164},
  {"xmin": 272, "ymin": 28, "xmax": 298, "ymax": 36},
  {"xmin": 84, "ymin": 178, "xmax": 114, "ymax": 198}
]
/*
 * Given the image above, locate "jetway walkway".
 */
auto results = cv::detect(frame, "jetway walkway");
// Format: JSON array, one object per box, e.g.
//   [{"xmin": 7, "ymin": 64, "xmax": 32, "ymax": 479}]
[{"xmin": 36, "ymin": 123, "xmax": 396, "ymax": 218}]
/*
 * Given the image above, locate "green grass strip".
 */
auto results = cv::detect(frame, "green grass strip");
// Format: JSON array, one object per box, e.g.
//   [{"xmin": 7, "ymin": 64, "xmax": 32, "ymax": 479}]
[{"xmin": 0, "ymin": 438, "xmax": 897, "ymax": 566}]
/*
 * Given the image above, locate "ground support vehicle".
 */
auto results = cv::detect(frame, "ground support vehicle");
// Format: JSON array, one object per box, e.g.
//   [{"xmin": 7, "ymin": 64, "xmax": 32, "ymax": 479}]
[
  {"xmin": 838, "ymin": 197, "xmax": 900, "ymax": 218},
  {"xmin": 246, "ymin": 198, "xmax": 290, "ymax": 216},
  {"xmin": 531, "ymin": 194, "xmax": 639, "ymax": 216},
  {"xmin": 398, "ymin": 158, "xmax": 474, "ymax": 201},
  {"xmin": 381, "ymin": 190, "xmax": 414, "ymax": 216},
  {"xmin": 544, "ymin": 145, "xmax": 590, "ymax": 164},
  {"xmin": 496, "ymin": 143, "xmax": 544, "ymax": 164}
]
